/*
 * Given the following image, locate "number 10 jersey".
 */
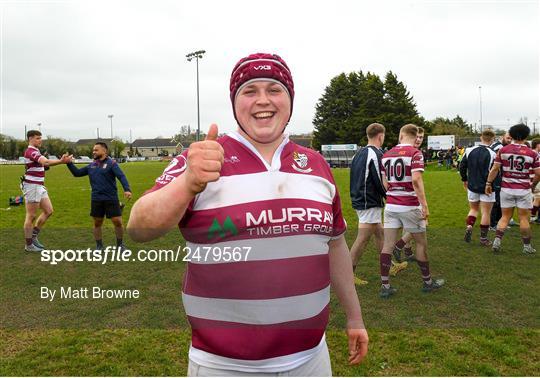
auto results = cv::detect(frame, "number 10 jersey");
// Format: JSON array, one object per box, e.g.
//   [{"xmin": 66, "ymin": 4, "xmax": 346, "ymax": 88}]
[{"xmin": 381, "ymin": 144, "xmax": 425, "ymax": 212}]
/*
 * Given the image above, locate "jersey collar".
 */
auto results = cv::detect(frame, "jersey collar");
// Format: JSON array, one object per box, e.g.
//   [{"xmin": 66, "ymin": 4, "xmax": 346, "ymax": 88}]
[{"xmin": 227, "ymin": 131, "xmax": 290, "ymax": 171}]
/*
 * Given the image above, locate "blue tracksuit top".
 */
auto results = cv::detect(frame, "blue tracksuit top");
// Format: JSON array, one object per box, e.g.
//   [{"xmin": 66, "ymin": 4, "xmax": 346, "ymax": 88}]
[{"xmin": 67, "ymin": 157, "xmax": 131, "ymax": 201}]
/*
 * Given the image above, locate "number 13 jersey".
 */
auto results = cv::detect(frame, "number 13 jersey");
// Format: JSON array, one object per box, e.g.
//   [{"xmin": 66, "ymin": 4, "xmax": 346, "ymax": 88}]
[
  {"xmin": 381, "ymin": 144, "xmax": 425, "ymax": 212},
  {"xmin": 495, "ymin": 143, "xmax": 540, "ymax": 196}
]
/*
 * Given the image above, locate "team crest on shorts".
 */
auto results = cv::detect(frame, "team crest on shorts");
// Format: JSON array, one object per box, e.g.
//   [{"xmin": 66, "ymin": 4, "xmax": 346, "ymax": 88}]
[{"xmin": 292, "ymin": 151, "xmax": 313, "ymax": 173}]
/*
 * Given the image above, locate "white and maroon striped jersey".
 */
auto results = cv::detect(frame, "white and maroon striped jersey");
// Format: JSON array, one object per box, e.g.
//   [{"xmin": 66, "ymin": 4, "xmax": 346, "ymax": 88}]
[
  {"xmin": 494, "ymin": 143, "xmax": 540, "ymax": 196},
  {"xmin": 23, "ymin": 146, "xmax": 45, "ymax": 185},
  {"xmin": 381, "ymin": 144, "xmax": 424, "ymax": 212},
  {"xmin": 146, "ymin": 132, "xmax": 346, "ymax": 372}
]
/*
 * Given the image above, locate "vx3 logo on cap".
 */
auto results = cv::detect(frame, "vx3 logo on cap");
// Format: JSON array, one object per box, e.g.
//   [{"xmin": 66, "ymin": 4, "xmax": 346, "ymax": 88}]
[{"xmin": 253, "ymin": 65, "xmax": 272, "ymax": 70}]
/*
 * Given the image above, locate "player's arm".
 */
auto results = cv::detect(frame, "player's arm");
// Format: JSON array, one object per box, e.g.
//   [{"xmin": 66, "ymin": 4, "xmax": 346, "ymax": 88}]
[
  {"xmin": 328, "ymin": 234, "xmax": 368, "ymax": 365},
  {"xmin": 127, "ymin": 124, "xmax": 223, "ymax": 242},
  {"xmin": 380, "ymin": 163, "xmax": 389, "ymax": 191},
  {"xmin": 112, "ymin": 163, "xmax": 132, "ymax": 199},
  {"xmin": 412, "ymin": 171, "xmax": 429, "ymax": 219},
  {"xmin": 38, "ymin": 153, "xmax": 72, "ymax": 167},
  {"xmin": 66, "ymin": 162, "xmax": 89, "ymax": 177},
  {"xmin": 485, "ymin": 161, "xmax": 501, "ymax": 195},
  {"xmin": 369, "ymin": 160, "xmax": 386, "ymax": 197}
]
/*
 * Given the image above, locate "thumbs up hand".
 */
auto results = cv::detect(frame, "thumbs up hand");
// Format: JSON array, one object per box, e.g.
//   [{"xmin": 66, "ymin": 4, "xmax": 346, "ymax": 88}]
[{"xmin": 184, "ymin": 124, "xmax": 224, "ymax": 195}]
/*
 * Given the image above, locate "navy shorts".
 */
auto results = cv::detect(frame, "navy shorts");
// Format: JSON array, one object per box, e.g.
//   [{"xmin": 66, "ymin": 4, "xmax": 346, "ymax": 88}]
[{"xmin": 91, "ymin": 200, "xmax": 122, "ymax": 218}]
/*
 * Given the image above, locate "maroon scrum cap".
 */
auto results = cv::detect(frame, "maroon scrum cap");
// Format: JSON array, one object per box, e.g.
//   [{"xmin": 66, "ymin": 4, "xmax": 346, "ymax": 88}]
[{"xmin": 229, "ymin": 53, "xmax": 295, "ymax": 127}]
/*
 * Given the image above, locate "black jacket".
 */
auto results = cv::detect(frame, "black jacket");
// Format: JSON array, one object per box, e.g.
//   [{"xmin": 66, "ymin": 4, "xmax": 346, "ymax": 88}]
[
  {"xmin": 350, "ymin": 145, "xmax": 386, "ymax": 210},
  {"xmin": 67, "ymin": 157, "xmax": 131, "ymax": 201},
  {"xmin": 460, "ymin": 144, "xmax": 496, "ymax": 194}
]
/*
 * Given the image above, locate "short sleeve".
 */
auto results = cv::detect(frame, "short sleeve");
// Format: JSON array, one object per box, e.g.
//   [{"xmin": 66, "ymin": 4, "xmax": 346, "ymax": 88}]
[
  {"xmin": 144, "ymin": 151, "xmax": 188, "ymax": 194},
  {"xmin": 330, "ymin": 187, "xmax": 347, "ymax": 239},
  {"xmin": 494, "ymin": 150, "xmax": 502, "ymax": 165},
  {"xmin": 410, "ymin": 150, "xmax": 424, "ymax": 172},
  {"xmin": 26, "ymin": 149, "xmax": 42, "ymax": 163}
]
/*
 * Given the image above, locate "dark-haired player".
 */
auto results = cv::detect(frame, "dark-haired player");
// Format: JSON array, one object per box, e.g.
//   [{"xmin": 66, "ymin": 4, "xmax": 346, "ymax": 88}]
[
  {"xmin": 66, "ymin": 142, "xmax": 132, "ymax": 250},
  {"xmin": 486, "ymin": 124, "xmax": 540, "ymax": 254},
  {"xmin": 460, "ymin": 130, "xmax": 496, "ymax": 246},
  {"xmin": 380, "ymin": 124, "xmax": 444, "ymax": 298},
  {"xmin": 22, "ymin": 130, "xmax": 71, "ymax": 252}
]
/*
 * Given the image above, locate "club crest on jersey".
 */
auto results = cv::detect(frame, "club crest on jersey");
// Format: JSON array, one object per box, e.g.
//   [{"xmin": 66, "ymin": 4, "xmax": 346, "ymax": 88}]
[
  {"xmin": 102, "ymin": 163, "xmax": 107, "ymax": 169},
  {"xmin": 292, "ymin": 151, "xmax": 313, "ymax": 173}
]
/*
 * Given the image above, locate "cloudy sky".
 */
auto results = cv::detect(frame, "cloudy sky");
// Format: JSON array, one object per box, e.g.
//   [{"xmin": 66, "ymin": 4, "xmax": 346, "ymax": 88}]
[{"xmin": 1, "ymin": 0, "xmax": 538, "ymax": 142}]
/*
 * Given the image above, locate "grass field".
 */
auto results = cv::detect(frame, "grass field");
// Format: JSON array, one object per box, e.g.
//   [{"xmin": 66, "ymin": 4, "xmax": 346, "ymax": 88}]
[{"xmin": 1, "ymin": 162, "xmax": 539, "ymax": 376}]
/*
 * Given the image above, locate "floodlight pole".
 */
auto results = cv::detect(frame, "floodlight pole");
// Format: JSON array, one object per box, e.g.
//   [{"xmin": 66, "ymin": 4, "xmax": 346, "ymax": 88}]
[
  {"xmin": 186, "ymin": 50, "xmax": 206, "ymax": 141},
  {"xmin": 478, "ymin": 86, "xmax": 483, "ymax": 133},
  {"xmin": 108, "ymin": 114, "xmax": 114, "ymax": 138}
]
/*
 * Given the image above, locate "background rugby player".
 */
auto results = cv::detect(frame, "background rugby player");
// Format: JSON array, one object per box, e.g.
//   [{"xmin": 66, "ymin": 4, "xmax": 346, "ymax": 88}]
[
  {"xmin": 22, "ymin": 130, "xmax": 71, "ymax": 252},
  {"xmin": 349, "ymin": 123, "xmax": 386, "ymax": 285},
  {"xmin": 380, "ymin": 124, "xmax": 444, "ymax": 298},
  {"xmin": 460, "ymin": 130, "xmax": 496, "ymax": 246},
  {"xmin": 486, "ymin": 124, "xmax": 540, "ymax": 254},
  {"xmin": 391, "ymin": 126, "xmax": 425, "ymax": 274},
  {"xmin": 66, "ymin": 142, "xmax": 131, "ymax": 250}
]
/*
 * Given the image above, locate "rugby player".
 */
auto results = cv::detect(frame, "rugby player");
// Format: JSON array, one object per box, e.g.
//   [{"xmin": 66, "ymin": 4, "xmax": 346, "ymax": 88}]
[
  {"xmin": 390, "ymin": 126, "xmax": 425, "ymax": 274},
  {"xmin": 486, "ymin": 124, "xmax": 540, "ymax": 254},
  {"xmin": 66, "ymin": 142, "xmax": 132, "ymax": 250},
  {"xmin": 127, "ymin": 53, "xmax": 368, "ymax": 375},
  {"xmin": 22, "ymin": 130, "xmax": 71, "ymax": 252},
  {"xmin": 489, "ymin": 132, "xmax": 512, "ymax": 229},
  {"xmin": 530, "ymin": 139, "xmax": 540, "ymax": 223},
  {"xmin": 460, "ymin": 130, "xmax": 496, "ymax": 246},
  {"xmin": 380, "ymin": 124, "xmax": 445, "ymax": 298},
  {"xmin": 349, "ymin": 123, "xmax": 386, "ymax": 285}
]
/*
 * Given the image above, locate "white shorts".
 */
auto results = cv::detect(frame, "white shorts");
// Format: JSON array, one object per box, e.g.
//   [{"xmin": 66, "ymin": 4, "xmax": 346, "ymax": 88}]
[
  {"xmin": 384, "ymin": 208, "xmax": 426, "ymax": 233},
  {"xmin": 467, "ymin": 190, "xmax": 495, "ymax": 203},
  {"xmin": 500, "ymin": 191, "xmax": 533, "ymax": 209},
  {"xmin": 187, "ymin": 341, "xmax": 331, "ymax": 376},
  {"xmin": 356, "ymin": 207, "xmax": 383, "ymax": 224},
  {"xmin": 22, "ymin": 182, "xmax": 48, "ymax": 203}
]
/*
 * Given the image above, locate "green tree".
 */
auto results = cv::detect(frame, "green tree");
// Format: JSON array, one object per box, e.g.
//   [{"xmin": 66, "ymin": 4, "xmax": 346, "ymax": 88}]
[
  {"xmin": 42, "ymin": 137, "xmax": 71, "ymax": 157},
  {"xmin": 110, "ymin": 139, "xmax": 126, "ymax": 158},
  {"xmin": 426, "ymin": 116, "xmax": 474, "ymax": 137},
  {"xmin": 380, "ymin": 72, "xmax": 424, "ymax": 144},
  {"xmin": 0, "ymin": 134, "xmax": 15, "ymax": 159},
  {"xmin": 13, "ymin": 140, "xmax": 27, "ymax": 159},
  {"xmin": 75, "ymin": 144, "xmax": 94, "ymax": 158},
  {"xmin": 312, "ymin": 70, "xmax": 424, "ymax": 148}
]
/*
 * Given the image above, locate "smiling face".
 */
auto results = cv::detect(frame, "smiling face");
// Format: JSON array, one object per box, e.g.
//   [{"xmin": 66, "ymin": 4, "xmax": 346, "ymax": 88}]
[
  {"xmin": 92, "ymin": 144, "xmax": 107, "ymax": 160},
  {"xmin": 234, "ymin": 80, "xmax": 291, "ymax": 144}
]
